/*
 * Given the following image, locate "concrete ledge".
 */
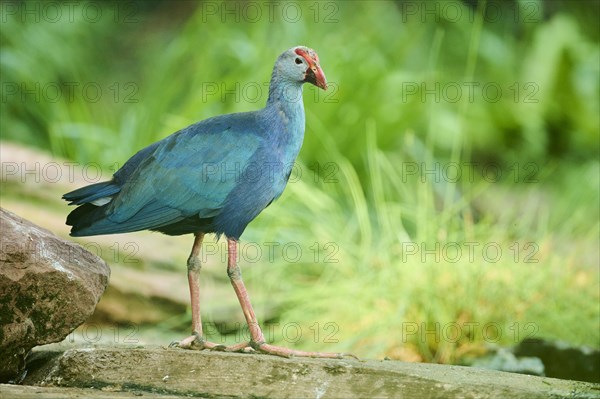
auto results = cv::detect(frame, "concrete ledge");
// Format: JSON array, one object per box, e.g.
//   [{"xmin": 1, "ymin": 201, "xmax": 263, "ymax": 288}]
[{"xmin": 16, "ymin": 346, "xmax": 600, "ymax": 398}]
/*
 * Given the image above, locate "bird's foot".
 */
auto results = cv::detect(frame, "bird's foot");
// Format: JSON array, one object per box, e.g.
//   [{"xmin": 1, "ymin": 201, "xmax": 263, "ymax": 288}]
[
  {"xmin": 169, "ymin": 334, "xmax": 358, "ymax": 359},
  {"xmin": 169, "ymin": 333, "xmax": 226, "ymax": 351},
  {"xmin": 223, "ymin": 340, "xmax": 359, "ymax": 359}
]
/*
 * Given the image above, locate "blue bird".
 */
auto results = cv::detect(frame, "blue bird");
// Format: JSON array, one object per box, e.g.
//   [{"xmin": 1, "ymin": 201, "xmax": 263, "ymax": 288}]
[{"xmin": 64, "ymin": 46, "xmax": 351, "ymax": 358}]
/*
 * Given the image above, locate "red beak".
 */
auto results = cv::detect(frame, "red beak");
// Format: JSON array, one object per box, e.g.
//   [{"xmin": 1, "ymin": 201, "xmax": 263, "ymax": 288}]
[
  {"xmin": 305, "ymin": 63, "xmax": 328, "ymax": 90},
  {"xmin": 295, "ymin": 47, "xmax": 328, "ymax": 90}
]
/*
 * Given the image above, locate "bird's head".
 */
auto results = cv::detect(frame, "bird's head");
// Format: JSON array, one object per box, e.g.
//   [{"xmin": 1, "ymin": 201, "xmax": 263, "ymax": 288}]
[{"xmin": 276, "ymin": 46, "xmax": 327, "ymax": 90}]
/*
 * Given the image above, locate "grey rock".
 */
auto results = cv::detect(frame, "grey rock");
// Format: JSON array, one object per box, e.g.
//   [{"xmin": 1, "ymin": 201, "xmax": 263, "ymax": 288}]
[
  {"xmin": 471, "ymin": 348, "xmax": 546, "ymax": 376},
  {"xmin": 0, "ymin": 208, "xmax": 110, "ymax": 382},
  {"xmin": 515, "ymin": 338, "xmax": 600, "ymax": 383}
]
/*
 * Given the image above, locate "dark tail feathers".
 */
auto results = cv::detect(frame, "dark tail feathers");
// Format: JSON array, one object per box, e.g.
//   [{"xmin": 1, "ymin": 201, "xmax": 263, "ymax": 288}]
[
  {"xmin": 63, "ymin": 181, "xmax": 120, "ymax": 236},
  {"xmin": 63, "ymin": 181, "xmax": 120, "ymax": 205}
]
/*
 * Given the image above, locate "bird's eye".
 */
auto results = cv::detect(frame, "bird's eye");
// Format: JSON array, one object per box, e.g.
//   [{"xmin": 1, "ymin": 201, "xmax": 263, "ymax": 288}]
[{"xmin": 295, "ymin": 57, "xmax": 303, "ymax": 65}]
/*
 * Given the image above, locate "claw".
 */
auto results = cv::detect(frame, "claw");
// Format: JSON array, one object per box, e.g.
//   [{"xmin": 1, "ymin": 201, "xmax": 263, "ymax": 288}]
[
  {"xmin": 170, "ymin": 333, "xmax": 226, "ymax": 351},
  {"xmin": 341, "ymin": 352, "xmax": 361, "ymax": 360}
]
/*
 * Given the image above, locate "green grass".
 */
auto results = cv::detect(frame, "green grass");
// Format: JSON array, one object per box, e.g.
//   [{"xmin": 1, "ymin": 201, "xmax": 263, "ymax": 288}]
[
  {"xmin": 241, "ymin": 136, "xmax": 599, "ymax": 362},
  {"xmin": 1, "ymin": 1, "xmax": 598, "ymax": 362}
]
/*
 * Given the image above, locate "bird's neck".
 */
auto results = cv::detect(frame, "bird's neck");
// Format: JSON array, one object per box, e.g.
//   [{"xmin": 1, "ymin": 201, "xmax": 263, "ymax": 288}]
[
  {"xmin": 265, "ymin": 74, "xmax": 305, "ymax": 130},
  {"xmin": 261, "ymin": 71, "xmax": 306, "ymax": 168}
]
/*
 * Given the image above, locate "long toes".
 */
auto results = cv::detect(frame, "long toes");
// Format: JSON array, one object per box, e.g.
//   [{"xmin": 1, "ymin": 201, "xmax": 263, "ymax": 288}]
[
  {"xmin": 171, "ymin": 338, "xmax": 354, "ymax": 360},
  {"xmin": 171, "ymin": 335, "xmax": 232, "ymax": 351},
  {"xmin": 170, "ymin": 341, "xmax": 194, "ymax": 349},
  {"xmin": 206, "ymin": 343, "xmax": 227, "ymax": 351},
  {"xmin": 253, "ymin": 342, "xmax": 355, "ymax": 359},
  {"xmin": 222, "ymin": 341, "xmax": 253, "ymax": 353},
  {"xmin": 169, "ymin": 334, "xmax": 202, "ymax": 350}
]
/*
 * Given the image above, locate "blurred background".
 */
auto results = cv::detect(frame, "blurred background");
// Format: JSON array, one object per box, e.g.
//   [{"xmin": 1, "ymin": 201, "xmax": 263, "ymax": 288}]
[{"xmin": 1, "ymin": 0, "xmax": 598, "ymax": 380}]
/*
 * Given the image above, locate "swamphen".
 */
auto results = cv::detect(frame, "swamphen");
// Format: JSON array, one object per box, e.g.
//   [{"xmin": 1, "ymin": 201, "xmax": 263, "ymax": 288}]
[{"xmin": 63, "ymin": 46, "xmax": 351, "ymax": 358}]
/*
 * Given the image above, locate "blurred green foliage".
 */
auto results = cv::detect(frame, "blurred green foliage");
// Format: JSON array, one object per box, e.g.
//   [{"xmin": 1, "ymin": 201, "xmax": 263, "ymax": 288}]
[
  {"xmin": 2, "ymin": 1, "xmax": 598, "ymax": 168},
  {"xmin": 1, "ymin": 0, "xmax": 598, "ymax": 362}
]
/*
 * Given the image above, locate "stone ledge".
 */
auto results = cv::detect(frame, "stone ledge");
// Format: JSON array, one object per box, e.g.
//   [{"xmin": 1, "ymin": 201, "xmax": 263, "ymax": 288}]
[
  {"xmin": 0, "ymin": 384, "xmax": 187, "ymax": 399},
  {"xmin": 14, "ymin": 346, "xmax": 599, "ymax": 398}
]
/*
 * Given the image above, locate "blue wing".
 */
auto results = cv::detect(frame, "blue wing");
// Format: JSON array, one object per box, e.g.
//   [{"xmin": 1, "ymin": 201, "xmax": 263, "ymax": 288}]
[{"xmin": 65, "ymin": 112, "xmax": 263, "ymax": 236}]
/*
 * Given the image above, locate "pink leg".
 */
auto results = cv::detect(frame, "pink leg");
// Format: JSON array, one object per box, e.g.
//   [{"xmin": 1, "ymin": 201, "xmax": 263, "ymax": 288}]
[
  {"xmin": 225, "ymin": 238, "xmax": 357, "ymax": 359},
  {"xmin": 172, "ymin": 233, "xmax": 225, "ymax": 350}
]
